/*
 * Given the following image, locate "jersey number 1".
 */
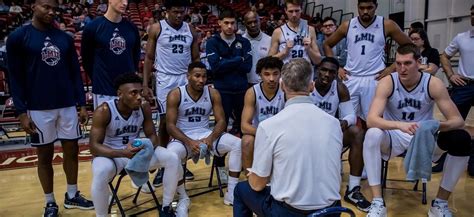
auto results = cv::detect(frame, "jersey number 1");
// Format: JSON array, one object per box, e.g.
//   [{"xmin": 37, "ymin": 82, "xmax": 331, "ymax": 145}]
[{"xmin": 361, "ymin": 45, "xmax": 366, "ymax": 55}]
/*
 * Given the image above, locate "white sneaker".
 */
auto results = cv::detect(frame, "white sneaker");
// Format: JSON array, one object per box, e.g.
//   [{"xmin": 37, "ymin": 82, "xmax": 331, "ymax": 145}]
[
  {"xmin": 223, "ymin": 192, "xmax": 233, "ymax": 206},
  {"xmin": 131, "ymin": 181, "xmax": 155, "ymax": 194},
  {"xmin": 217, "ymin": 167, "xmax": 228, "ymax": 184},
  {"xmin": 428, "ymin": 200, "xmax": 453, "ymax": 217},
  {"xmin": 176, "ymin": 198, "xmax": 191, "ymax": 217},
  {"xmin": 366, "ymin": 201, "xmax": 387, "ymax": 217}
]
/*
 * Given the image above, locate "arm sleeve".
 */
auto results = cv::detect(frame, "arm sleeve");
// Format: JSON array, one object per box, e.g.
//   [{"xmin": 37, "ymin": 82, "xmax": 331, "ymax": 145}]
[
  {"xmin": 6, "ymin": 30, "xmax": 27, "ymax": 115},
  {"xmin": 428, "ymin": 48, "xmax": 440, "ymax": 67},
  {"xmin": 69, "ymin": 39, "xmax": 86, "ymax": 106},
  {"xmin": 80, "ymin": 23, "xmax": 95, "ymax": 79},
  {"xmin": 237, "ymin": 40, "xmax": 252, "ymax": 74},
  {"xmin": 338, "ymin": 101, "xmax": 356, "ymax": 126},
  {"xmin": 206, "ymin": 39, "xmax": 242, "ymax": 75},
  {"xmin": 251, "ymin": 125, "xmax": 273, "ymax": 177},
  {"xmin": 444, "ymin": 35, "xmax": 459, "ymax": 57}
]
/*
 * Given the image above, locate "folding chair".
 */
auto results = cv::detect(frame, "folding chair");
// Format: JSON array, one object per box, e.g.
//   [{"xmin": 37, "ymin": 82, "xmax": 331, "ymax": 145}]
[
  {"xmin": 381, "ymin": 155, "xmax": 427, "ymax": 204},
  {"xmin": 108, "ymin": 169, "xmax": 161, "ymax": 216},
  {"xmin": 308, "ymin": 206, "xmax": 356, "ymax": 217},
  {"xmin": 207, "ymin": 155, "xmax": 226, "ymax": 197}
]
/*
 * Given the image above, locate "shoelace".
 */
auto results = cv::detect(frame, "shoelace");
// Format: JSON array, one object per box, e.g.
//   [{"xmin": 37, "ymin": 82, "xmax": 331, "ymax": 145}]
[
  {"xmin": 368, "ymin": 202, "xmax": 383, "ymax": 215},
  {"xmin": 435, "ymin": 203, "xmax": 451, "ymax": 215}
]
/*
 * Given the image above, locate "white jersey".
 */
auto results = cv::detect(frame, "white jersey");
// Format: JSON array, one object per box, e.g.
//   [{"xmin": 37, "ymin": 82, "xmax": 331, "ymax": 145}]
[
  {"xmin": 154, "ymin": 20, "xmax": 194, "ymax": 75},
  {"xmin": 176, "ymin": 85, "xmax": 212, "ymax": 134},
  {"xmin": 103, "ymin": 100, "xmax": 144, "ymax": 150},
  {"xmin": 345, "ymin": 16, "xmax": 386, "ymax": 76},
  {"xmin": 252, "ymin": 83, "xmax": 285, "ymax": 127},
  {"xmin": 243, "ymin": 31, "xmax": 272, "ymax": 84},
  {"xmin": 278, "ymin": 20, "xmax": 310, "ymax": 63},
  {"xmin": 310, "ymin": 80, "xmax": 339, "ymax": 116},
  {"xmin": 384, "ymin": 72, "xmax": 434, "ymax": 122}
]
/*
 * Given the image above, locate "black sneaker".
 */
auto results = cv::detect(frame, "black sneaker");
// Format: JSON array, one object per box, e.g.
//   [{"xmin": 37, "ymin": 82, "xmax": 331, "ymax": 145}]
[
  {"xmin": 154, "ymin": 168, "xmax": 164, "ymax": 187},
  {"xmin": 63, "ymin": 191, "xmax": 94, "ymax": 210},
  {"xmin": 468, "ymin": 156, "xmax": 474, "ymax": 177},
  {"xmin": 432, "ymin": 152, "xmax": 447, "ymax": 173},
  {"xmin": 344, "ymin": 186, "xmax": 371, "ymax": 212},
  {"xmin": 185, "ymin": 168, "xmax": 195, "ymax": 180},
  {"xmin": 43, "ymin": 202, "xmax": 58, "ymax": 217},
  {"xmin": 159, "ymin": 206, "xmax": 176, "ymax": 217}
]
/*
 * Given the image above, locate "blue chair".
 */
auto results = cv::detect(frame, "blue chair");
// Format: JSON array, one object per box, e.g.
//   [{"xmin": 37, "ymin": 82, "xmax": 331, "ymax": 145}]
[{"xmin": 308, "ymin": 207, "xmax": 356, "ymax": 217}]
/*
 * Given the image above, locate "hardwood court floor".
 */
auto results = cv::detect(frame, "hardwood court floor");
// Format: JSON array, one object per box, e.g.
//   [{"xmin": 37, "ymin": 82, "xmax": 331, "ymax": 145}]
[{"xmin": 0, "ymin": 155, "xmax": 473, "ymax": 217}]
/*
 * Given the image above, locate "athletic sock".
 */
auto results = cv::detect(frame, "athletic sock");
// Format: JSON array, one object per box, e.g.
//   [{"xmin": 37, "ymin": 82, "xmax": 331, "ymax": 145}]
[
  {"xmin": 67, "ymin": 184, "xmax": 78, "ymax": 199},
  {"xmin": 45, "ymin": 193, "xmax": 56, "ymax": 204},
  {"xmin": 348, "ymin": 175, "xmax": 361, "ymax": 191}
]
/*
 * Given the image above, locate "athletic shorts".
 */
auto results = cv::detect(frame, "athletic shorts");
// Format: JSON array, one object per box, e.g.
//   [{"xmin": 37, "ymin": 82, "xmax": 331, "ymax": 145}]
[
  {"xmin": 343, "ymin": 74, "xmax": 378, "ymax": 120},
  {"xmin": 155, "ymin": 72, "xmax": 187, "ymax": 115},
  {"xmin": 381, "ymin": 130, "xmax": 445, "ymax": 161},
  {"xmin": 29, "ymin": 106, "xmax": 81, "ymax": 146}
]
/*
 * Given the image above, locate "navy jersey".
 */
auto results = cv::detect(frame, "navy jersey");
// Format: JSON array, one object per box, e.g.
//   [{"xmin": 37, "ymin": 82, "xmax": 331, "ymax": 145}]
[
  {"xmin": 6, "ymin": 24, "xmax": 85, "ymax": 114},
  {"xmin": 81, "ymin": 16, "xmax": 141, "ymax": 96}
]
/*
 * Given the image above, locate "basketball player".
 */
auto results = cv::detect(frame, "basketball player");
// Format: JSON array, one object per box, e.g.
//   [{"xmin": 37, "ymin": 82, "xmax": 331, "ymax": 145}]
[
  {"xmin": 241, "ymin": 56, "xmax": 284, "ymax": 172},
  {"xmin": 363, "ymin": 44, "xmax": 471, "ymax": 217},
  {"xmin": 89, "ymin": 73, "xmax": 182, "ymax": 217},
  {"xmin": 166, "ymin": 62, "xmax": 242, "ymax": 210},
  {"xmin": 6, "ymin": 0, "xmax": 93, "ymax": 216},
  {"xmin": 323, "ymin": 0, "xmax": 411, "ymax": 124},
  {"xmin": 309, "ymin": 57, "xmax": 370, "ymax": 212},
  {"xmin": 268, "ymin": 0, "xmax": 322, "ymax": 65},
  {"xmin": 142, "ymin": 0, "xmax": 200, "ymax": 187},
  {"xmin": 81, "ymin": 0, "xmax": 141, "ymax": 109}
]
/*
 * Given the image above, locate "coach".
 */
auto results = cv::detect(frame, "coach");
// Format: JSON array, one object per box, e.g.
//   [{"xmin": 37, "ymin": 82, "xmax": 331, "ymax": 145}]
[{"xmin": 233, "ymin": 58, "xmax": 343, "ymax": 217}]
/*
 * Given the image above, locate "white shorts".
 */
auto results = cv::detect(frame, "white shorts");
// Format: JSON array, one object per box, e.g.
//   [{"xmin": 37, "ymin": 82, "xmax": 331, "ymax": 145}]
[
  {"xmin": 155, "ymin": 72, "xmax": 187, "ymax": 115},
  {"xmin": 381, "ymin": 130, "xmax": 445, "ymax": 161},
  {"xmin": 93, "ymin": 94, "xmax": 118, "ymax": 109},
  {"xmin": 343, "ymin": 75, "xmax": 378, "ymax": 120},
  {"xmin": 28, "ymin": 106, "xmax": 81, "ymax": 146}
]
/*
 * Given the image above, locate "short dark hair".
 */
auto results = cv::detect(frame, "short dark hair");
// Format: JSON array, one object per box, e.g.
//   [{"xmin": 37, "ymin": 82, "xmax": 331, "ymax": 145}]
[
  {"xmin": 187, "ymin": 62, "xmax": 207, "ymax": 73},
  {"xmin": 396, "ymin": 44, "xmax": 421, "ymax": 60},
  {"xmin": 219, "ymin": 9, "xmax": 236, "ymax": 20},
  {"xmin": 256, "ymin": 56, "xmax": 283, "ymax": 75},
  {"xmin": 410, "ymin": 21, "xmax": 424, "ymax": 30},
  {"xmin": 322, "ymin": 17, "xmax": 337, "ymax": 25},
  {"xmin": 284, "ymin": 0, "xmax": 302, "ymax": 8},
  {"xmin": 319, "ymin": 57, "xmax": 340, "ymax": 70},
  {"xmin": 409, "ymin": 28, "xmax": 432, "ymax": 49},
  {"xmin": 358, "ymin": 0, "xmax": 377, "ymax": 5},
  {"xmin": 114, "ymin": 73, "xmax": 142, "ymax": 90},
  {"xmin": 164, "ymin": 0, "xmax": 188, "ymax": 9}
]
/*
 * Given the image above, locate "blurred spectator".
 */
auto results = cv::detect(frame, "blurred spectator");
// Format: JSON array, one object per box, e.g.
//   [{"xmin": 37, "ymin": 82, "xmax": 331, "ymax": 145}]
[
  {"xmin": 266, "ymin": 13, "xmax": 278, "ymax": 34},
  {"xmin": 0, "ymin": 36, "xmax": 7, "ymax": 72},
  {"xmin": 409, "ymin": 28, "xmax": 440, "ymax": 75},
  {"xmin": 200, "ymin": 4, "xmax": 210, "ymax": 24},
  {"xmin": 190, "ymin": 7, "xmax": 203, "ymax": 25},
  {"xmin": 410, "ymin": 21, "xmax": 424, "ymax": 31},
  {"xmin": 256, "ymin": 3, "xmax": 268, "ymax": 17},
  {"xmin": 59, "ymin": 22, "xmax": 74, "ymax": 37},
  {"xmin": 9, "ymin": 2, "xmax": 22, "ymax": 14},
  {"xmin": 200, "ymin": 30, "xmax": 212, "ymax": 52},
  {"xmin": 97, "ymin": 0, "xmax": 107, "ymax": 14},
  {"xmin": 317, "ymin": 17, "xmax": 347, "ymax": 67},
  {"xmin": 310, "ymin": 15, "xmax": 324, "ymax": 42},
  {"xmin": 141, "ymin": 6, "xmax": 153, "ymax": 19},
  {"xmin": 152, "ymin": 3, "xmax": 161, "ymax": 19},
  {"xmin": 0, "ymin": 0, "xmax": 10, "ymax": 13}
]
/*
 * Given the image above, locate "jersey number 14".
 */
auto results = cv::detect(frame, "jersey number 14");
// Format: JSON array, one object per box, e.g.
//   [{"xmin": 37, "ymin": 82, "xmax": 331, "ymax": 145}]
[{"xmin": 401, "ymin": 112, "xmax": 415, "ymax": 121}]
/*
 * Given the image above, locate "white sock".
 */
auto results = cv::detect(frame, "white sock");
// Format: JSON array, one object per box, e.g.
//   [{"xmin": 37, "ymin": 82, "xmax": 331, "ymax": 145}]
[
  {"xmin": 348, "ymin": 175, "xmax": 361, "ymax": 190},
  {"xmin": 45, "ymin": 193, "xmax": 56, "ymax": 204},
  {"xmin": 67, "ymin": 184, "xmax": 78, "ymax": 199},
  {"xmin": 372, "ymin": 197, "xmax": 384, "ymax": 205},
  {"xmin": 227, "ymin": 176, "xmax": 239, "ymax": 195},
  {"xmin": 177, "ymin": 184, "xmax": 188, "ymax": 200}
]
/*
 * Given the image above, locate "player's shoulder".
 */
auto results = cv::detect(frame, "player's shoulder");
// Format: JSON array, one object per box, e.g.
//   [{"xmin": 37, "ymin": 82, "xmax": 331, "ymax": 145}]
[{"xmin": 8, "ymin": 24, "xmax": 31, "ymax": 40}]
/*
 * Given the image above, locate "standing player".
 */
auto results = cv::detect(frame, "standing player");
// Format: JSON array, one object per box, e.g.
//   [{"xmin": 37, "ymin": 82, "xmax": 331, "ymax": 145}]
[
  {"xmin": 323, "ymin": 0, "xmax": 411, "ymax": 125},
  {"xmin": 268, "ymin": 0, "xmax": 322, "ymax": 65},
  {"xmin": 166, "ymin": 62, "xmax": 242, "ymax": 210},
  {"xmin": 363, "ymin": 44, "xmax": 471, "ymax": 217},
  {"xmin": 142, "ymin": 0, "xmax": 200, "ymax": 186},
  {"xmin": 309, "ymin": 57, "xmax": 370, "ymax": 212},
  {"xmin": 242, "ymin": 11, "xmax": 272, "ymax": 85},
  {"xmin": 241, "ymin": 56, "xmax": 284, "ymax": 172},
  {"xmin": 6, "ymin": 0, "xmax": 93, "ymax": 216},
  {"xmin": 89, "ymin": 73, "xmax": 182, "ymax": 217},
  {"xmin": 81, "ymin": 0, "xmax": 141, "ymax": 109}
]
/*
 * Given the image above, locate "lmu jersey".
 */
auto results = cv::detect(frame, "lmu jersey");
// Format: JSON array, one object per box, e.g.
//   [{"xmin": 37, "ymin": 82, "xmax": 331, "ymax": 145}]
[
  {"xmin": 154, "ymin": 20, "xmax": 193, "ymax": 75},
  {"xmin": 177, "ymin": 85, "xmax": 212, "ymax": 134},
  {"xmin": 279, "ymin": 20, "xmax": 310, "ymax": 63},
  {"xmin": 103, "ymin": 100, "xmax": 144, "ymax": 149},
  {"xmin": 310, "ymin": 80, "xmax": 339, "ymax": 116},
  {"xmin": 345, "ymin": 16, "xmax": 386, "ymax": 76},
  {"xmin": 252, "ymin": 83, "xmax": 285, "ymax": 127},
  {"xmin": 384, "ymin": 72, "xmax": 434, "ymax": 122}
]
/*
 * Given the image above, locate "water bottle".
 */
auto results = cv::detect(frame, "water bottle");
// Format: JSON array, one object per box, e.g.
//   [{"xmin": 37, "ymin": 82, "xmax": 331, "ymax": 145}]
[{"xmin": 132, "ymin": 139, "xmax": 143, "ymax": 147}]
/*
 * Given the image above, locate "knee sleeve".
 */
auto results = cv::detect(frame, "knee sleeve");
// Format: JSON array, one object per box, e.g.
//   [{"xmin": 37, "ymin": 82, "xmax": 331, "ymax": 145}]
[{"xmin": 438, "ymin": 129, "xmax": 471, "ymax": 156}]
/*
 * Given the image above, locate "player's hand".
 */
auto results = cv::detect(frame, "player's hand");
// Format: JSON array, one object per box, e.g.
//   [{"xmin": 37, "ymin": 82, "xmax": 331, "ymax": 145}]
[
  {"xmin": 18, "ymin": 113, "xmax": 37, "ymax": 134},
  {"xmin": 142, "ymin": 86, "xmax": 154, "ymax": 103},
  {"xmin": 200, "ymin": 137, "xmax": 213, "ymax": 150},
  {"xmin": 303, "ymin": 36, "xmax": 311, "ymax": 49},
  {"xmin": 397, "ymin": 122, "xmax": 419, "ymax": 135},
  {"xmin": 339, "ymin": 120, "xmax": 349, "ymax": 131},
  {"xmin": 449, "ymin": 74, "xmax": 467, "ymax": 86},
  {"xmin": 286, "ymin": 40, "xmax": 294, "ymax": 50},
  {"xmin": 375, "ymin": 67, "xmax": 392, "ymax": 80},
  {"xmin": 338, "ymin": 67, "xmax": 348, "ymax": 81},
  {"xmin": 187, "ymin": 140, "xmax": 201, "ymax": 155},
  {"xmin": 123, "ymin": 143, "xmax": 143, "ymax": 159},
  {"xmin": 79, "ymin": 106, "xmax": 89, "ymax": 125}
]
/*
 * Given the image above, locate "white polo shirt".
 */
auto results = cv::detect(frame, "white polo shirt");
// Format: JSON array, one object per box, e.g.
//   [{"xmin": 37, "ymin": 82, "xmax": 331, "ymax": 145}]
[
  {"xmin": 252, "ymin": 96, "xmax": 342, "ymax": 210},
  {"xmin": 444, "ymin": 29, "xmax": 474, "ymax": 79},
  {"xmin": 243, "ymin": 31, "xmax": 271, "ymax": 84}
]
